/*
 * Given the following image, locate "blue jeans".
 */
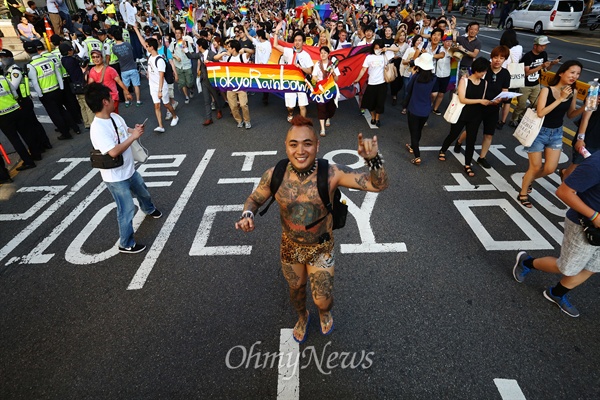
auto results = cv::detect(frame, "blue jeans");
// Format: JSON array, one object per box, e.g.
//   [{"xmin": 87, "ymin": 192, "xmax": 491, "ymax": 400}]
[{"xmin": 104, "ymin": 171, "xmax": 156, "ymax": 248}]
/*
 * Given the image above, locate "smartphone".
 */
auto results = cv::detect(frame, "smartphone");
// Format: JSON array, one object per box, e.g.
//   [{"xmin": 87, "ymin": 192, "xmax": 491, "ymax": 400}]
[
  {"xmin": 556, "ymin": 55, "xmax": 563, "ymax": 60},
  {"xmin": 141, "ymin": 118, "xmax": 148, "ymax": 127}
]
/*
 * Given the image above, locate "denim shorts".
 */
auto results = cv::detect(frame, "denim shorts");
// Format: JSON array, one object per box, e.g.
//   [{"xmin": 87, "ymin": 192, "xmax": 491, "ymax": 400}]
[
  {"xmin": 121, "ymin": 69, "xmax": 140, "ymax": 87},
  {"xmin": 525, "ymin": 126, "xmax": 564, "ymax": 153}
]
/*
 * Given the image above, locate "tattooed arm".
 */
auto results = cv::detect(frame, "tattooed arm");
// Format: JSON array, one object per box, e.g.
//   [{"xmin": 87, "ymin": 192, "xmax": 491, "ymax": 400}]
[
  {"xmin": 332, "ymin": 133, "xmax": 389, "ymax": 192},
  {"xmin": 235, "ymin": 168, "xmax": 274, "ymax": 232}
]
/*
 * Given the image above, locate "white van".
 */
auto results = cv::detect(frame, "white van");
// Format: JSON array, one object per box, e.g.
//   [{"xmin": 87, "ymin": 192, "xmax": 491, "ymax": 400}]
[
  {"xmin": 374, "ymin": 0, "xmax": 399, "ymax": 7},
  {"xmin": 505, "ymin": 0, "xmax": 585, "ymax": 34}
]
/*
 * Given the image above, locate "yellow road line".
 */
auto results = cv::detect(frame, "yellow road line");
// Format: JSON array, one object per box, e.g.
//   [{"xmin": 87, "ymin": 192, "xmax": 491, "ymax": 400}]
[{"xmin": 546, "ymin": 35, "xmax": 600, "ymax": 48}]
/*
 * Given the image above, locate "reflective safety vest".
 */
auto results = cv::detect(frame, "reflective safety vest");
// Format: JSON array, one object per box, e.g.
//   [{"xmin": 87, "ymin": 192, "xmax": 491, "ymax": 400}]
[
  {"xmin": 29, "ymin": 56, "xmax": 59, "ymax": 94},
  {"xmin": 105, "ymin": 38, "xmax": 119, "ymax": 65},
  {"xmin": 122, "ymin": 28, "xmax": 130, "ymax": 43},
  {"xmin": 6, "ymin": 65, "xmax": 30, "ymax": 99},
  {"xmin": 84, "ymin": 37, "xmax": 103, "ymax": 59},
  {"xmin": 0, "ymin": 77, "xmax": 20, "ymax": 116},
  {"xmin": 47, "ymin": 49, "xmax": 68, "ymax": 78}
]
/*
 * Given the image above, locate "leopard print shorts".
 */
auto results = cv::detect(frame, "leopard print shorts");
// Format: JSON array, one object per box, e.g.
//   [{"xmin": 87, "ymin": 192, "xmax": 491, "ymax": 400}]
[{"xmin": 280, "ymin": 233, "xmax": 335, "ymax": 269}]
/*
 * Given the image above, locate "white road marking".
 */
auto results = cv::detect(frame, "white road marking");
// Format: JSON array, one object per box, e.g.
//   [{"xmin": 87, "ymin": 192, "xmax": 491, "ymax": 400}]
[
  {"xmin": 588, "ymin": 50, "xmax": 600, "ymax": 56},
  {"xmin": 277, "ymin": 329, "xmax": 299, "ymax": 400},
  {"xmin": 494, "ymin": 379, "xmax": 527, "ymax": 400},
  {"xmin": 36, "ymin": 115, "xmax": 52, "ymax": 124},
  {"xmin": 0, "ymin": 186, "xmax": 65, "ymax": 221},
  {"xmin": 128, "ymin": 149, "xmax": 215, "ymax": 290},
  {"xmin": 52, "ymin": 158, "xmax": 89, "ymax": 180},
  {"xmin": 0, "ymin": 169, "xmax": 99, "ymax": 264},
  {"xmin": 232, "ymin": 151, "xmax": 278, "ymax": 171},
  {"xmin": 454, "ymin": 199, "xmax": 553, "ymax": 250},
  {"xmin": 218, "ymin": 177, "xmax": 261, "ymax": 191},
  {"xmin": 578, "ymin": 57, "xmax": 600, "ymax": 65},
  {"xmin": 189, "ymin": 204, "xmax": 251, "ymax": 256},
  {"xmin": 355, "ymin": 96, "xmax": 378, "ymax": 129}
]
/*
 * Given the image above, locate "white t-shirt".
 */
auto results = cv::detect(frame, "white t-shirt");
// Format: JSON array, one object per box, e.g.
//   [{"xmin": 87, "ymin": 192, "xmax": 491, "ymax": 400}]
[
  {"xmin": 312, "ymin": 60, "xmax": 341, "ymax": 81},
  {"xmin": 502, "ymin": 45, "xmax": 523, "ymax": 69},
  {"xmin": 282, "ymin": 48, "xmax": 313, "ymax": 69},
  {"xmin": 90, "ymin": 113, "xmax": 135, "ymax": 183},
  {"xmin": 363, "ymin": 54, "xmax": 385, "ymax": 85},
  {"xmin": 252, "ymin": 38, "xmax": 272, "ymax": 64},
  {"xmin": 147, "ymin": 54, "xmax": 166, "ymax": 88},
  {"xmin": 401, "ymin": 47, "xmax": 417, "ymax": 78},
  {"xmin": 436, "ymin": 49, "xmax": 452, "ymax": 78}
]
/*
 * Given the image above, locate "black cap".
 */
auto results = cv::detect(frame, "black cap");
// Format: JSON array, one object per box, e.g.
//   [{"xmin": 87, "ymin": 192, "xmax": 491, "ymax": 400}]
[
  {"xmin": 83, "ymin": 25, "xmax": 92, "ymax": 34},
  {"xmin": 0, "ymin": 49, "xmax": 14, "ymax": 58},
  {"xmin": 96, "ymin": 29, "xmax": 107, "ymax": 35},
  {"xmin": 50, "ymin": 34, "xmax": 62, "ymax": 45},
  {"xmin": 59, "ymin": 42, "xmax": 73, "ymax": 56}
]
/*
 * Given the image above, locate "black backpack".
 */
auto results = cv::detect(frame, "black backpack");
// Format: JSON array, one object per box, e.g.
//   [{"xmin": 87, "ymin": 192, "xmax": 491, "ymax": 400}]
[
  {"xmin": 258, "ymin": 159, "xmax": 348, "ymax": 230},
  {"xmin": 155, "ymin": 56, "xmax": 175, "ymax": 84}
]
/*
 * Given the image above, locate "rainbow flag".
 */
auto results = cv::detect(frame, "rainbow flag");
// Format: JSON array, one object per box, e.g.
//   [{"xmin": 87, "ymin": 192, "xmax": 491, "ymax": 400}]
[
  {"xmin": 370, "ymin": 0, "xmax": 374, "ymax": 7},
  {"xmin": 186, "ymin": 4, "xmax": 194, "ymax": 32},
  {"xmin": 240, "ymin": 6, "xmax": 248, "ymax": 16},
  {"xmin": 314, "ymin": 4, "xmax": 331, "ymax": 20},
  {"xmin": 447, "ymin": 57, "xmax": 460, "ymax": 92}
]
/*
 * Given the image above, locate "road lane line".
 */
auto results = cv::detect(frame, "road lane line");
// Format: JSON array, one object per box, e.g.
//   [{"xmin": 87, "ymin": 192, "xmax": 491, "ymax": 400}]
[
  {"xmin": 277, "ymin": 328, "xmax": 299, "ymax": 400},
  {"xmin": 588, "ymin": 51, "xmax": 600, "ymax": 56},
  {"xmin": 127, "ymin": 149, "xmax": 214, "ymax": 290},
  {"xmin": 494, "ymin": 379, "xmax": 526, "ymax": 400},
  {"xmin": 0, "ymin": 169, "xmax": 99, "ymax": 264},
  {"xmin": 578, "ymin": 57, "xmax": 600, "ymax": 65}
]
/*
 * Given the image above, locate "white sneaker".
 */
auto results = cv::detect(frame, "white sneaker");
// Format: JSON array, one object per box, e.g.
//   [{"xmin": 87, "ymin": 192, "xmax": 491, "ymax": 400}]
[
  {"xmin": 245, "ymin": 121, "xmax": 251, "ymax": 129},
  {"xmin": 211, "ymin": 103, "xmax": 216, "ymax": 110},
  {"xmin": 237, "ymin": 121, "xmax": 244, "ymax": 128},
  {"xmin": 184, "ymin": 97, "xmax": 190, "ymax": 104},
  {"xmin": 170, "ymin": 116, "xmax": 179, "ymax": 127},
  {"xmin": 172, "ymin": 101, "xmax": 179, "ymax": 110},
  {"xmin": 154, "ymin": 126, "xmax": 165, "ymax": 133},
  {"xmin": 165, "ymin": 111, "xmax": 172, "ymax": 120}
]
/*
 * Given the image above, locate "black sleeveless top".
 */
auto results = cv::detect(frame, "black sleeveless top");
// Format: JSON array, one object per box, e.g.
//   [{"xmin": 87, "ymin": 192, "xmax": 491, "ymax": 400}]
[
  {"xmin": 460, "ymin": 78, "xmax": 486, "ymax": 121},
  {"xmin": 543, "ymin": 87, "xmax": 571, "ymax": 129}
]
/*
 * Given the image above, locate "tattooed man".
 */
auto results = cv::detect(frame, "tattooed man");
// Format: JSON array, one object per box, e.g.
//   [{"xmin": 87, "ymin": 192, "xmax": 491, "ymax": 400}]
[{"xmin": 235, "ymin": 116, "xmax": 389, "ymax": 343}]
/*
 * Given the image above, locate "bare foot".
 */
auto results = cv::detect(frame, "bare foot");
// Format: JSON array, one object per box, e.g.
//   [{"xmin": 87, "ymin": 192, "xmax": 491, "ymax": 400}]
[
  {"xmin": 319, "ymin": 311, "xmax": 334, "ymax": 335},
  {"xmin": 293, "ymin": 311, "xmax": 310, "ymax": 343}
]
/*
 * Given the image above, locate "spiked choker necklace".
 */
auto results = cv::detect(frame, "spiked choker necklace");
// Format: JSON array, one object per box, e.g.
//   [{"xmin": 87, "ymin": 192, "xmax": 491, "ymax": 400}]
[{"xmin": 289, "ymin": 160, "xmax": 317, "ymax": 180}]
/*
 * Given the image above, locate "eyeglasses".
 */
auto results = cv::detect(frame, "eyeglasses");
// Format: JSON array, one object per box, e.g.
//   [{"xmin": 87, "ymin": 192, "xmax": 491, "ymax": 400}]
[{"xmin": 91, "ymin": 55, "xmax": 102, "ymax": 59}]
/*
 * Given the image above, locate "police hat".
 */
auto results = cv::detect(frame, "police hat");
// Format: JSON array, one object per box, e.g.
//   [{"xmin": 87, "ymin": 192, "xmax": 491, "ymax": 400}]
[
  {"xmin": 96, "ymin": 29, "xmax": 107, "ymax": 35},
  {"xmin": 83, "ymin": 25, "xmax": 92, "ymax": 34},
  {"xmin": 33, "ymin": 40, "xmax": 45, "ymax": 50},
  {"xmin": 23, "ymin": 40, "xmax": 39, "ymax": 54},
  {"xmin": 0, "ymin": 49, "xmax": 14, "ymax": 58}
]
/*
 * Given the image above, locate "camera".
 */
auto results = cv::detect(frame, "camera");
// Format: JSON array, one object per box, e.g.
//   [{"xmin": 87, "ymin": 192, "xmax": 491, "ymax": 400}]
[{"xmin": 74, "ymin": 55, "xmax": 89, "ymax": 68}]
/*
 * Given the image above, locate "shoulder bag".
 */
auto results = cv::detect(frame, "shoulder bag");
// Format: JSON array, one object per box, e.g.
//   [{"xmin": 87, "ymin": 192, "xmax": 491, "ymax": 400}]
[
  {"xmin": 507, "ymin": 62, "xmax": 525, "ymax": 89},
  {"xmin": 90, "ymin": 117, "xmax": 124, "ymax": 169},
  {"xmin": 513, "ymin": 108, "xmax": 544, "ymax": 147}
]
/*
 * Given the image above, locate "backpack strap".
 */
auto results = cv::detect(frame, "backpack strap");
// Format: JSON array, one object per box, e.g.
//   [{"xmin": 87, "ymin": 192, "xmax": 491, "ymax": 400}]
[
  {"xmin": 258, "ymin": 159, "xmax": 288, "ymax": 217},
  {"xmin": 305, "ymin": 158, "xmax": 332, "ymax": 230}
]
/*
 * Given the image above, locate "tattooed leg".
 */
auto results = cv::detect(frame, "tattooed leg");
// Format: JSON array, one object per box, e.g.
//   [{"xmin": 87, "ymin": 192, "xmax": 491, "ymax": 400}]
[
  {"xmin": 282, "ymin": 262, "xmax": 309, "ymax": 342},
  {"xmin": 307, "ymin": 263, "xmax": 335, "ymax": 334}
]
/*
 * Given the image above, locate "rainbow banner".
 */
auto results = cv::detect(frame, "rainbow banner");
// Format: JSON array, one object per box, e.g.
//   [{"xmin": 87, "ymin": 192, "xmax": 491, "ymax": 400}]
[
  {"xmin": 186, "ymin": 4, "xmax": 194, "ymax": 32},
  {"xmin": 205, "ymin": 62, "xmax": 338, "ymax": 104},
  {"xmin": 240, "ymin": 6, "xmax": 248, "ymax": 16}
]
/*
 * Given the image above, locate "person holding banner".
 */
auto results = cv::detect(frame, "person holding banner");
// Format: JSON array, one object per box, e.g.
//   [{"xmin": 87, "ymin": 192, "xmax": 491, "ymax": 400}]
[
  {"xmin": 312, "ymin": 46, "xmax": 340, "ymax": 137},
  {"xmin": 517, "ymin": 60, "xmax": 583, "ymax": 208},
  {"xmin": 353, "ymin": 39, "xmax": 387, "ymax": 127},
  {"xmin": 273, "ymin": 23, "xmax": 314, "ymax": 122}
]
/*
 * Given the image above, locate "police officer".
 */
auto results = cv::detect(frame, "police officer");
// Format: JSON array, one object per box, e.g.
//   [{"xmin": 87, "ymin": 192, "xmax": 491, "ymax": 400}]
[
  {"xmin": 25, "ymin": 40, "xmax": 78, "ymax": 140},
  {"xmin": 80, "ymin": 26, "xmax": 103, "ymax": 60},
  {"xmin": 45, "ymin": 34, "xmax": 83, "ymax": 126},
  {"xmin": 0, "ymin": 59, "xmax": 41, "ymax": 171},
  {"xmin": 0, "ymin": 49, "xmax": 52, "ymax": 150}
]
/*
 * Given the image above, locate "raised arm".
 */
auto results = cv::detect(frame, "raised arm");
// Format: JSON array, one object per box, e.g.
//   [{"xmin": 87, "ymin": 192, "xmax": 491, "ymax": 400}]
[
  {"xmin": 235, "ymin": 168, "xmax": 275, "ymax": 232},
  {"xmin": 332, "ymin": 133, "xmax": 389, "ymax": 192},
  {"xmin": 273, "ymin": 21, "xmax": 286, "ymax": 53}
]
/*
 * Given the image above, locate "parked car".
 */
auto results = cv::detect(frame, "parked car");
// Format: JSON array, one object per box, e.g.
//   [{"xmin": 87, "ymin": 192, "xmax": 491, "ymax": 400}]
[{"xmin": 505, "ymin": 0, "xmax": 585, "ymax": 34}]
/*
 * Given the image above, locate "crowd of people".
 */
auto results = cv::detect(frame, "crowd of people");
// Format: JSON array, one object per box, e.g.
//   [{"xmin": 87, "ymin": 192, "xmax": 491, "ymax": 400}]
[{"xmin": 0, "ymin": 0, "xmax": 598, "ymax": 326}]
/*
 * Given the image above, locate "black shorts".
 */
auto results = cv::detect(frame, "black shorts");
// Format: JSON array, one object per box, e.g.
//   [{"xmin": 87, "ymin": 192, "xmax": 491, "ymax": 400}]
[
  {"xmin": 432, "ymin": 76, "xmax": 450, "ymax": 94},
  {"xmin": 482, "ymin": 105, "xmax": 501, "ymax": 135}
]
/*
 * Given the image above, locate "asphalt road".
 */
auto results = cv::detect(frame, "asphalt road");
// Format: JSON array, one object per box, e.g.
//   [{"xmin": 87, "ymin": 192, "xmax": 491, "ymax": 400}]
[{"xmin": 1, "ymin": 35, "xmax": 600, "ymax": 400}]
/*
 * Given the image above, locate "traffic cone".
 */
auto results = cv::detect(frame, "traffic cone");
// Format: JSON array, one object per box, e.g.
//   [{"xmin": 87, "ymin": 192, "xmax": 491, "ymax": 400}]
[{"xmin": 44, "ymin": 16, "xmax": 54, "ymax": 38}]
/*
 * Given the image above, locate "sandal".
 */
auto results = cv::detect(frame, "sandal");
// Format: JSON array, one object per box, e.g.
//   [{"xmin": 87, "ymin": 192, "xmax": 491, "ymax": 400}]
[
  {"xmin": 517, "ymin": 194, "xmax": 533, "ymax": 208},
  {"xmin": 527, "ymin": 185, "xmax": 533, "ymax": 194},
  {"xmin": 438, "ymin": 151, "xmax": 446, "ymax": 161},
  {"xmin": 405, "ymin": 144, "xmax": 413, "ymax": 153},
  {"xmin": 410, "ymin": 157, "xmax": 421, "ymax": 165},
  {"xmin": 325, "ymin": 118, "xmax": 331, "ymax": 127},
  {"xmin": 464, "ymin": 165, "xmax": 475, "ymax": 177}
]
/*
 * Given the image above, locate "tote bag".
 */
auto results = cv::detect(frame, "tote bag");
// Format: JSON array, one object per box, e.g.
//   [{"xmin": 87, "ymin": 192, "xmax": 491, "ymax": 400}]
[
  {"xmin": 507, "ymin": 62, "xmax": 525, "ymax": 89},
  {"xmin": 383, "ymin": 55, "xmax": 398, "ymax": 83},
  {"xmin": 443, "ymin": 93, "xmax": 465, "ymax": 124},
  {"xmin": 131, "ymin": 140, "xmax": 149, "ymax": 163},
  {"xmin": 513, "ymin": 108, "xmax": 545, "ymax": 147}
]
